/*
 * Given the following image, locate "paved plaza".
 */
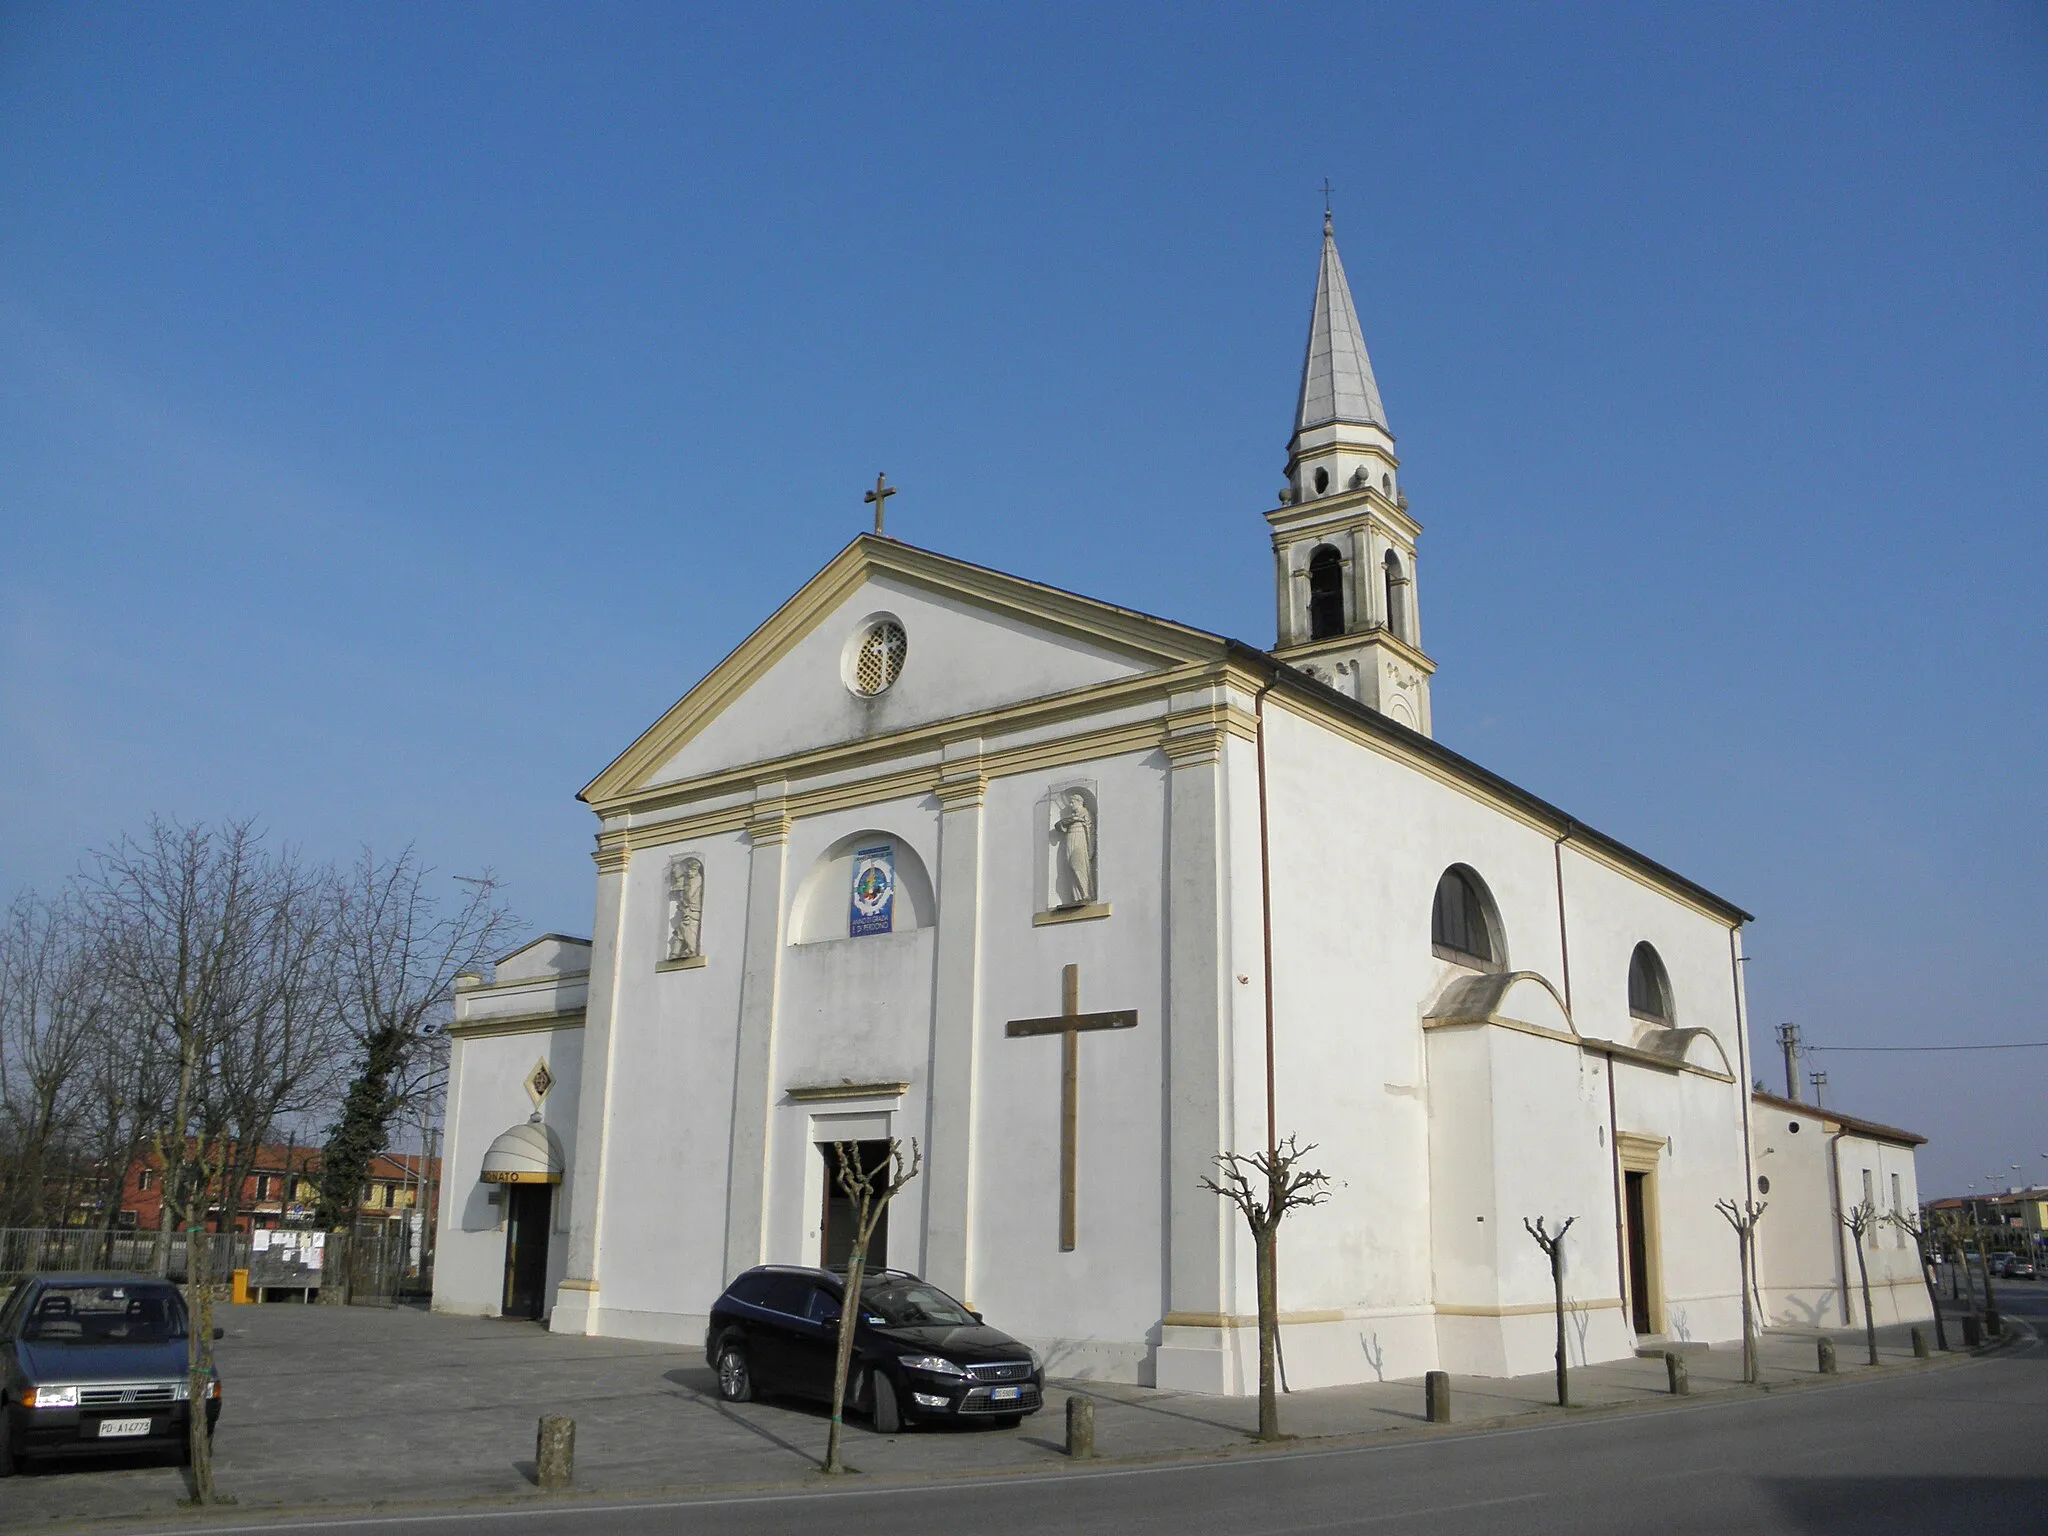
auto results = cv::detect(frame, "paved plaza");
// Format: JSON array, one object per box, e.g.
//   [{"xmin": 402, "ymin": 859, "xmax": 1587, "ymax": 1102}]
[{"xmin": 2, "ymin": 1293, "xmax": 2016, "ymax": 1527}]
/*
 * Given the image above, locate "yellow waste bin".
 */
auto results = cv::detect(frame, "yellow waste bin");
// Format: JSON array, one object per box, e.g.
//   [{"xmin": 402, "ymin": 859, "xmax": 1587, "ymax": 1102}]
[{"xmin": 231, "ymin": 1268, "xmax": 252, "ymax": 1305}]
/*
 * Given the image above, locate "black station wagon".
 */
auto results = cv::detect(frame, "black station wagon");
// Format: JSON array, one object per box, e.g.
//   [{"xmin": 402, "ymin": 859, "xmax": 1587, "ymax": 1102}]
[
  {"xmin": 0, "ymin": 1274, "xmax": 222, "ymax": 1475},
  {"xmin": 706, "ymin": 1266, "xmax": 1043, "ymax": 1432}
]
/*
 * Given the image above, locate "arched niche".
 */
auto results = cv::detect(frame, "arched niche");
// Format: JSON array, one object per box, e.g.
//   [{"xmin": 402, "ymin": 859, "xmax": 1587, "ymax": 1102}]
[{"xmin": 790, "ymin": 830, "xmax": 937, "ymax": 945}]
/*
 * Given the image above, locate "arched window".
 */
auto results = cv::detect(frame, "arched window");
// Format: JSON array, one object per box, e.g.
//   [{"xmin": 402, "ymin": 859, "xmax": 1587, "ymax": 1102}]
[
  {"xmin": 1383, "ymin": 550, "xmax": 1409, "ymax": 642},
  {"xmin": 1628, "ymin": 942, "xmax": 1674, "ymax": 1023},
  {"xmin": 1307, "ymin": 545, "xmax": 1344, "ymax": 640},
  {"xmin": 1431, "ymin": 865, "xmax": 1502, "ymax": 970}
]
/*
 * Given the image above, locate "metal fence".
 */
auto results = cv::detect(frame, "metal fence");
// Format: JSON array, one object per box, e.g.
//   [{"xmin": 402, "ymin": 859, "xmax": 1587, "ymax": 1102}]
[
  {"xmin": 0, "ymin": 1223, "xmax": 432, "ymax": 1302},
  {"xmin": 0, "ymin": 1227, "xmax": 248, "ymax": 1285}
]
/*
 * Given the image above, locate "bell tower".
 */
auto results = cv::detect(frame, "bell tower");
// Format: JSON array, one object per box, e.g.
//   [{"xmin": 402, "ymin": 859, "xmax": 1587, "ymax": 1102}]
[{"xmin": 1267, "ymin": 212, "xmax": 1435, "ymax": 736}]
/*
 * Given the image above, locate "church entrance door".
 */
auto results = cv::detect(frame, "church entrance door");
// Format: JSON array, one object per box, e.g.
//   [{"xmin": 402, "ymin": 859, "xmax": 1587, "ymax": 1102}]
[
  {"xmin": 501, "ymin": 1184, "xmax": 552, "ymax": 1320},
  {"xmin": 818, "ymin": 1140, "xmax": 893, "ymax": 1273},
  {"xmin": 1624, "ymin": 1171, "xmax": 1653, "ymax": 1335}
]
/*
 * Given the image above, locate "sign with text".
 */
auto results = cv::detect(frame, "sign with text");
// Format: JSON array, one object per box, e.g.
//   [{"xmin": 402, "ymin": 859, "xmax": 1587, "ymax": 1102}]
[{"xmin": 849, "ymin": 844, "xmax": 896, "ymax": 936}]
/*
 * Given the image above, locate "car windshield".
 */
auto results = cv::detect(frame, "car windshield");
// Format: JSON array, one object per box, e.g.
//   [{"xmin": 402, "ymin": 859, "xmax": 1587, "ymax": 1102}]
[
  {"xmin": 22, "ymin": 1285, "xmax": 187, "ymax": 1345},
  {"xmin": 857, "ymin": 1277, "xmax": 978, "ymax": 1328}
]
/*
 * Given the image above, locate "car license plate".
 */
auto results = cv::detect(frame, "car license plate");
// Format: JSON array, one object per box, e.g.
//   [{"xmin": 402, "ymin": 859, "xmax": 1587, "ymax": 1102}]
[
  {"xmin": 98, "ymin": 1417, "xmax": 153, "ymax": 1438},
  {"xmin": 990, "ymin": 1386, "xmax": 1021, "ymax": 1401}
]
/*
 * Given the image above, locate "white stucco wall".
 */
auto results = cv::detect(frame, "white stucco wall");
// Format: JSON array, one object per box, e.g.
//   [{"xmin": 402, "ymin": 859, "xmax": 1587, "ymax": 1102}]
[
  {"xmin": 433, "ymin": 1022, "xmax": 583, "ymax": 1319},
  {"xmin": 648, "ymin": 574, "xmax": 1158, "ymax": 787},
  {"xmin": 1750, "ymin": 1098, "xmax": 1932, "ymax": 1329},
  {"xmin": 480, "ymin": 552, "xmax": 1771, "ymax": 1394},
  {"xmin": 1247, "ymin": 697, "xmax": 1752, "ymax": 1385}
]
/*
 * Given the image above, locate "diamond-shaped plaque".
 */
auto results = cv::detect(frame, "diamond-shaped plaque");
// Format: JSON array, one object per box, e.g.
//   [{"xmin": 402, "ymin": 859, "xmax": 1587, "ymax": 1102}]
[{"xmin": 525, "ymin": 1059, "xmax": 555, "ymax": 1108}]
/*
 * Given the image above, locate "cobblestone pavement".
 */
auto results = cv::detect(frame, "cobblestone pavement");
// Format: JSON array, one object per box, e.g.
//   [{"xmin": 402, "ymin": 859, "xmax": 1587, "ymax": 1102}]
[{"xmin": 2, "ymin": 1292, "xmax": 2018, "ymax": 1528}]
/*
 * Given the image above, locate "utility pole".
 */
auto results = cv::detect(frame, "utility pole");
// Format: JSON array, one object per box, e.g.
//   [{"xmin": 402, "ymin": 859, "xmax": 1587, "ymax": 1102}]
[
  {"xmin": 1808, "ymin": 1068, "xmax": 1828, "ymax": 1108},
  {"xmin": 1775, "ymin": 1022, "xmax": 1802, "ymax": 1101}
]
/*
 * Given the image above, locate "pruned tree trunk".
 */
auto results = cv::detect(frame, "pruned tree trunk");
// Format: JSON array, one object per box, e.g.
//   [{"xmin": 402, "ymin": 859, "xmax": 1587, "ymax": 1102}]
[
  {"xmin": 822, "ymin": 1139, "xmax": 921, "ymax": 1476},
  {"xmin": 1843, "ymin": 1202, "xmax": 1880, "ymax": 1365},
  {"xmin": 1253, "ymin": 1221, "xmax": 1280, "ymax": 1439},
  {"xmin": 1972, "ymin": 1225, "xmax": 2001, "ymax": 1322},
  {"xmin": 1522, "ymin": 1216, "xmax": 1576, "ymax": 1407},
  {"xmin": 1716, "ymin": 1197, "xmax": 1766, "ymax": 1385},
  {"xmin": 1890, "ymin": 1212, "xmax": 1947, "ymax": 1352},
  {"xmin": 1202, "ymin": 1136, "xmax": 1332, "ymax": 1445}
]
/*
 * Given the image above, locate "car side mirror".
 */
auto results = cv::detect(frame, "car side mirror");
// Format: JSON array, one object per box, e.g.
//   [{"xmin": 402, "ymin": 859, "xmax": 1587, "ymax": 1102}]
[
  {"xmin": 212, "ymin": 1327, "xmax": 225, "ymax": 1341},
  {"xmin": 969, "ymin": 1311, "xmax": 983, "ymax": 1324}
]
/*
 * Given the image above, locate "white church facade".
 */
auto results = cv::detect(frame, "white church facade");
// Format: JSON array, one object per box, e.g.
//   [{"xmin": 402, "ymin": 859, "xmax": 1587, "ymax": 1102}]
[{"xmin": 433, "ymin": 217, "xmax": 1928, "ymax": 1390}]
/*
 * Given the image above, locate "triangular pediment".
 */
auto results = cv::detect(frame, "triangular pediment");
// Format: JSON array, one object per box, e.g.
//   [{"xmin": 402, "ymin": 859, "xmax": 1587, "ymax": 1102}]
[{"xmin": 582, "ymin": 536, "xmax": 1224, "ymax": 806}]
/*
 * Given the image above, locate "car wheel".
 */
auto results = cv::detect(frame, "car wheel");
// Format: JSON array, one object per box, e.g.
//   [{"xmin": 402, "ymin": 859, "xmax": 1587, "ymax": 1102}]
[
  {"xmin": 715, "ymin": 1341, "xmax": 754, "ymax": 1403},
  {"xmin": 869, "ymin": 1370, "xmax": 903, "ymax": 1434},
  {"xmin": 0, "ymin": 1412, "xmax": 16, "ymax": 1477}
]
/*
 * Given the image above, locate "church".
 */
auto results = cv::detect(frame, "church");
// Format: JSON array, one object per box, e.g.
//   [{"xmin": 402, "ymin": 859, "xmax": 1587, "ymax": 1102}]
[{"xmin": 431, "ymin": 216, "xmax": 1929, "ymax": 1390}]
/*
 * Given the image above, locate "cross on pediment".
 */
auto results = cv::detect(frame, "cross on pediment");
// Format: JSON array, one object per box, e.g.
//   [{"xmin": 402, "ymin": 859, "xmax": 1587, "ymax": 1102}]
[
  {"xmin": 864, "ymin": 472, "xmax": 896, "ymax": 535},
  {"xmin": 1005, "ymin": 963, "xmax": 1138, "ymax": 1252}
]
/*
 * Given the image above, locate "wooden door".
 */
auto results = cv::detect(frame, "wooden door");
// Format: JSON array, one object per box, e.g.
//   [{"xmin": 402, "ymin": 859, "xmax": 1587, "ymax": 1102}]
[{"xmin": 1624, "ymin": 1171, "xmax": 1653, "ymax": 1335}]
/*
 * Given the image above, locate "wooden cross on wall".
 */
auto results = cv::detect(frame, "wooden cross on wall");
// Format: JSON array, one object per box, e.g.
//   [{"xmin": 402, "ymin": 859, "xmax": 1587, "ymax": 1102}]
[{"xmin": 1005, "ymin": 963, "xmax": 1138, "ymax": 1251}]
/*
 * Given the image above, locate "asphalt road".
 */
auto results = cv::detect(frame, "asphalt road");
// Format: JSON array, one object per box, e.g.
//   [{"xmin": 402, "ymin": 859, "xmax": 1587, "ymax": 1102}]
[{"xmin": 106, "ymin": 1309, "xmax": 2047, "ymax": 1536}]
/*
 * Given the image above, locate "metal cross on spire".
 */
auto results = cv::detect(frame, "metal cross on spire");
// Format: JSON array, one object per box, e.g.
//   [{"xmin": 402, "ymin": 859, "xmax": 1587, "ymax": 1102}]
[
  {"xmin": 1321, "ymin": 177, "xmax": 1334, "ymax": 233},
  {"xmin": 864, "ymin": 473, "xmax": 897, "ymax": 536}
]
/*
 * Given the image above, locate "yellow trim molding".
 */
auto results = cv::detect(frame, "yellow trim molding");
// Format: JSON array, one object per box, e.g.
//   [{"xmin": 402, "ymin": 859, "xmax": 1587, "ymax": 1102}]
[
  {"xmin": 1033, "ymin": 903, "xmax": 1111, "ymax": 927},
  {"xmin": 448, "ymin": 1008, "xmax": 587, "ymax": 1040},
  {"xmin": 785, "ymin": 1081, "xmax": 911, "ymax": 1103}
]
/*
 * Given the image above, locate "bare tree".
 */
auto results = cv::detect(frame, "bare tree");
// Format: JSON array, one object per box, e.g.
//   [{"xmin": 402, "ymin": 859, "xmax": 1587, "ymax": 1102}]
[
  {"xmin": 1842, "ymin": 1200, "xmax": 1881, "ymax": 1365},
  {"xmin": 1886, "ymin": 1207, "xmax": 1948, "ymax": 1351},
  {"xmin": 0, "ymin": 891, "xmax": 107, "ymax": 1226},
  {"xmin": 1202, "ymin": 1135, "xmax": 1332, "ymax": 1442},
  {"xmin": 78, "ymin": 987, "xmax": 173, "ymax": 1261},
  {"xmin": 1715, "ymin": 1197, "xmax": 1767, "ymax": 1385},
  {"xmin": 317, "ymin": 848, "xmax": 516, "ymax": 1275},
  {"xmin": 210, "ymin": 858, "xmax": 345, "ymax": 1234},
  {"xmin": 1522, "ymin": 1216, "xmax": 1577, "ymax": 1407},
  {"xmin": 85, "ymin": 815, "xmax": 296, "ymax": 1504},
  {"xmin": 821, "ymin": 1139, "xmax": 922, "ymax": 1475}
]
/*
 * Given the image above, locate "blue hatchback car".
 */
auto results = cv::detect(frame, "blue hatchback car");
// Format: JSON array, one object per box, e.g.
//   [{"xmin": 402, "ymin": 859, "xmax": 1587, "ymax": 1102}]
[{"xmin": 0, "ymin": 1274, "xmax": 222, "ymax": 1475}]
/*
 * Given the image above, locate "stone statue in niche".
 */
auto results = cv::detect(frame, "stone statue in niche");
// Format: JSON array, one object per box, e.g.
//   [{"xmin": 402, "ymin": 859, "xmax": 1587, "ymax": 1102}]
[
  {"xmin": 1053, "ymin": 790, "xmax": 1097, "ymax": 908},
  {"xmin": 665, "ymin": 855, "xmax": 704, "ymax": 961}
]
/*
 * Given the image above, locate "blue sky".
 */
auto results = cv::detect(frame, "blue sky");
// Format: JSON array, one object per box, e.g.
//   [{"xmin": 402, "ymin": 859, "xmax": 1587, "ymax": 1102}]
[{"xmin": 2, "ymin": 4, "xmax": 2043, "ymax": 1195}]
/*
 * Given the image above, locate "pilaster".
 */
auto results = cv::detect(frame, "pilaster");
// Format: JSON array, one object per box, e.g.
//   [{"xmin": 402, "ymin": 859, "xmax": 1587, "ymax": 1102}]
[
  {"xmin": 1156, "ymin": 716, "xmax": 1237, "ymax": 1391},
  {"xmin": 550, "ymin": 841, "xmax": 628, "ymax": 1333},
  {"xmin": 921, "ymin": 743, "xmax": 987, "ymax": 1298},
  {"xmin": 721, "ymin": 791, "xmax": 793, "ymax": 1281}
]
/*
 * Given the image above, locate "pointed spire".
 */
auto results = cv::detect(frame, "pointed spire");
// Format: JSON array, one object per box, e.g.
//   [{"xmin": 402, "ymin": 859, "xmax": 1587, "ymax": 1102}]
[{"xmin": 1293, "ymin": 215, "xmax": 1388, "ymax": 441}]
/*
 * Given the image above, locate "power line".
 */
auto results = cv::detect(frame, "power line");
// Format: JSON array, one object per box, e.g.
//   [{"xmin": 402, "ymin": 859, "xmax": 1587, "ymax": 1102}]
[{"xmin": 1804, "ymin": 1041, "xmax": 2048, "ymax": 1053}]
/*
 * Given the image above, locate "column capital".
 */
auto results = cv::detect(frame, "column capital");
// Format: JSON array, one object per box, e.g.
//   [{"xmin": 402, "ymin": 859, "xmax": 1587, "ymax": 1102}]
[
  {"xmin": 936, "ymin": 772, "xmax": 987, "ymax": 810},
  {"xmin": 1163, "ymin": 719, "xmax": 1232, "ymax": 766},
  {"xmin": 745, "ymin": 812, "xmax": 793, "ymax": 847}
]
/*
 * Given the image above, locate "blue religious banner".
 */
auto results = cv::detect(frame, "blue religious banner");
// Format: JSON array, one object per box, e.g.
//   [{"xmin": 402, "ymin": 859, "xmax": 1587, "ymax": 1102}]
[{"xmin": 848, "ymin": 844, "xmax": 896, "ymax": 936}]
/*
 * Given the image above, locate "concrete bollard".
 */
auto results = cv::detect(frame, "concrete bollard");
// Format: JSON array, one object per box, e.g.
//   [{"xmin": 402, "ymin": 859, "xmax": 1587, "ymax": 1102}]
[
  {"xmin": 1065, "ymin": 1395, "xmax": 1095, "ymax": 1459},
  {"xmin": 1961, "ymin": 1315, "xmax": 1982, "ymax": 1348},
  {"xmin": 1665, "ymin": 1351, "xmax": 1689, "ymax": 1396},
  {"xmin": 1424, "ymin": 1370, "xmax": 1451, "ymax": 1423},
  {"xmin": 1816, "ymin": 1337, "xmax": 1837, "ymax": 1375},
  {"xmin": 1911, "ymin": 1326, "xmax": 1930, "ymax": 1359},
  {"xmin": 536, "ymin": 1415, "xmax": 575, "ymax": 1491}
]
